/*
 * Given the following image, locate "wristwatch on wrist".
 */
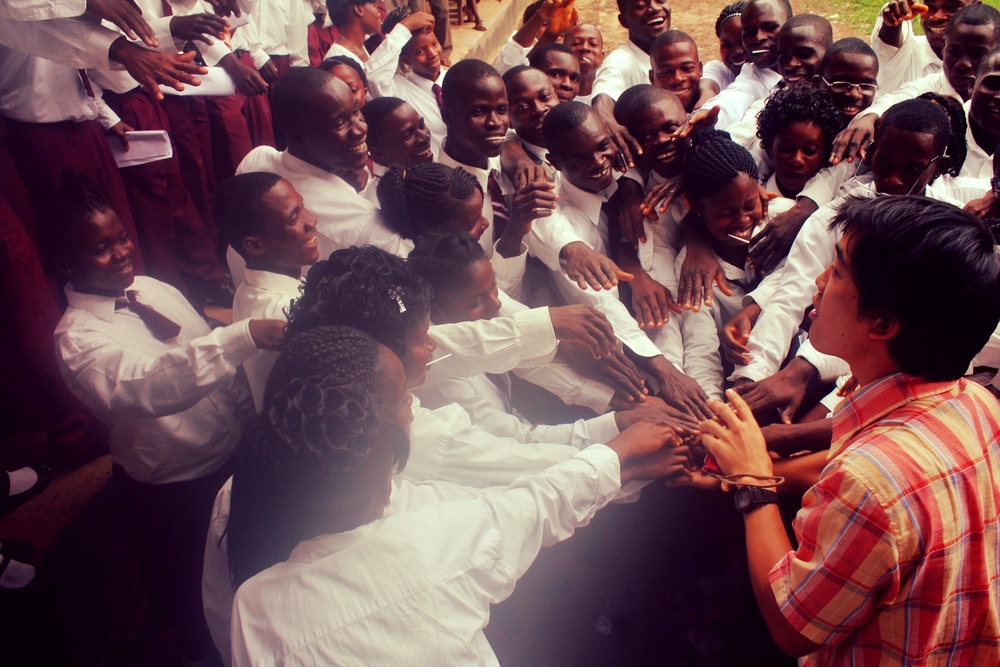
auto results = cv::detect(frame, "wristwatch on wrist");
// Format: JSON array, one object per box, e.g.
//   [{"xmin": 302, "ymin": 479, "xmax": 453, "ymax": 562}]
[
  {"xmin": 734, "ymin": 486, "xmax": 778, "ymax": 513},
  {"xmin": 990, "ymin": 175, "xmax": 1000, "ymax": 196}
]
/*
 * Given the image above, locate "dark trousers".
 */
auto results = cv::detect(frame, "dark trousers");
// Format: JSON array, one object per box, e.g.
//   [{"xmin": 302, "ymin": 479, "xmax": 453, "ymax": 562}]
[{"xmin": 112, "ymin": 461, "xmax": 232, "ymax": 660}]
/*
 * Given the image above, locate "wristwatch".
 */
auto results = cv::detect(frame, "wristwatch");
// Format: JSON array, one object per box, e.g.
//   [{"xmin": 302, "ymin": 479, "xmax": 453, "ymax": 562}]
[
  {"xmin": 734, "ymin": 486, "xmax": 778, "ymax": 513},
  {"xmin": 990, "ymin": 175, "xmax": 1000, "ymax": 197}
]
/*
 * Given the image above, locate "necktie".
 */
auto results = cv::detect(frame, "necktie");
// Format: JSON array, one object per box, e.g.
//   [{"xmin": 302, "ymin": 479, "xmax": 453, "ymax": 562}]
[
  {"xmin": 78, "ymin": 70, "xmax": 95, "ymax": 99},
  {"xmin": 486, "ymin": 171, "xmax": 509, "ymax": 243},
  {"xmin": 161, "ymin": 0, "xmax": 173, "ymax": 16},
  {"xmin": 432, "ymin": 83, "xmax": 444, "ymax": 110},
  {"xmin": 116, "ymin": 291, "xmax": 183, "ymax": 341}
]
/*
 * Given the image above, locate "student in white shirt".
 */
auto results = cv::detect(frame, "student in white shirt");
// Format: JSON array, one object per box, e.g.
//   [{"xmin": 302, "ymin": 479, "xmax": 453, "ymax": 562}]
[
  {"xmin": 501, "ymin": 66, "xmax": 559, "ymax": 181},
  {"xmin": 649, "ymin": 30, "xmax": 703, "ymax": 113},
  {"xmin": 361, "ymin": 96, "xmax": 435, "ymax": 197},
  {"xmin": 224, "ymin": 324, "xmax": 688, "ymax": 667},
  {"xmin": 318, "ymin": 54, "xmax": 368, "ymax": 107},
  {"xmin": 697, "ymin": 1, "xmax": 748, "ymax": 107},
  {"xmin": 964, "ymin": 48, "xmax": 1000, "ymax": 180},
  {"xmin": 529, "ymin": 42, "xmax": 582, "ymax": 103},
  {"xmin": 39, "ymin": 174, "xmax": 284, "ymax": 666},
  {"xmin": 566, "ymin": 23, "xmax": 605, "ymax": 103},
  {"xmin": 324, "ymin": 0, "xmax": 383, "ymax": 63},
  {"xmin": 734, "ymin": 99, "xmax": 981, "ymax": 421},
  {"xmin": 531, "ymin": 101, "xmax": 714, "ymax": 419},
  {"xmin": 591, "ymin": 0, "xmax": 669, "ymax": 105}
]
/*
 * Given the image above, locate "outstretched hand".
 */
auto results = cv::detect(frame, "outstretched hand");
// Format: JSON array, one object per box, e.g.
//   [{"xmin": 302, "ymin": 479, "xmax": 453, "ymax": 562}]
[
  {"xmin": 699, "ymin": 390, "xmax": 774, "ymax": 479},
  {"xmin": 109, "ymin": 40, "xmax": 206, "ymax": 100}
]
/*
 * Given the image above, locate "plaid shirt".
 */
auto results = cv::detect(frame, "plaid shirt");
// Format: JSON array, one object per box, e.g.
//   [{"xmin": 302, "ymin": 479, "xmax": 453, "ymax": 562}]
[{"xmin": 768, "ymin": 373, "xmax": 1000, "ymax": 666}]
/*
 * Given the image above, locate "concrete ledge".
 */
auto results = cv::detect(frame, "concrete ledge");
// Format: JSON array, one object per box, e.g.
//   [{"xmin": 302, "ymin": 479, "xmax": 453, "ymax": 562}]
[{"xmin": 450, "ymin": 0, "xmax": 533, "ymax": 64}]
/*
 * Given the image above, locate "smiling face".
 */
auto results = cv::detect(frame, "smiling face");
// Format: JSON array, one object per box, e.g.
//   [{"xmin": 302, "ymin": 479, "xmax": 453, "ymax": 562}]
[
  {"xmin": 329, "ymin": 63, "xmax": 367, "ymax": 108},
  {"xmin": 507, "ymin": 69, "xmax": 558, "ymax": 146},
  {"xmin": 691, "ymin": 173, "xmax": 763, "ymax": 245},
  {"xmin": 921, "ymin": 0, "xmax": 975, "ymax": 54},
  {"xmin": 776, "ymin": 24, "xmax": 827, "ymax": 85},
  {"xmin": 817, "ymin": 52, "xmax": 880, "ymax": 118},
  {"xmin": 443, "ymin": 75, "xmax": 510, "ymax": 161},
  {"xmin": 767, "ymin": 120, "xmax": 826, "ymax": 197},
  {"xmin": 566, "ymin": 24, "xmax": 605, "ymax": 77},
  {"xmin": 370, "ymin": 102, "xmax": 434, "ymax": 168},
  {"xmin": 536, "ymin": 50, "xmax": 581, "ymax": 102},
  {"xmin": 402, "ymin": 31, "xmax": 443, "ymax": 82},
  {"xmin": 650, "ymin": 40, "xmax": 702, "ymax": 111},
  {"xmin": 60, "ymin": 208, "xmax": 136, "ymax": 294},
  {"xmin": 718, "ymin": 13, "xmax": 748, "ymax": 76},
  {"xmin": 970, "ymin": 55, "xmax": 1000, "ymax": 134},
  {"xmin": 400, "ymin": 313, "xmax": 437, "ymax": 389},
  {"xmin": 618, "ymin": 0, "xmax": 671, "ymax": 51},
  {"xmin": 289, "ymin": 78, "xmax": 369, "ymax": 173},
  {"xmin": 629, "ymin": 96, "xmax": 687, "ymax": 178},
  {"xmin": 741, "ymin": 0, "xmax": 789, "ymax": 70},
  {"xmin": 943, "ymin": 21, "xmax": 998, "ymax": 101},
  {"xmin": 431, "ymin": 258, "xmax": 503, "ymax": 324},
  {"xmin": 245, "ymin": 179, "xmax": 320, "ymax": 273},
  {"xmin": 549, "ymin": 113, "xmax": 616, "ymax": 191},
  {"xmin": 870, "ymin": 126, "xmax": 944, "ymax": 196}
]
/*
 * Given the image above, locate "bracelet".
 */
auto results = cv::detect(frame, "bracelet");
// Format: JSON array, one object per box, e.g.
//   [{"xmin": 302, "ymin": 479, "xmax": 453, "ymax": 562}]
[{"xmin": 707, "ymin": 472, "xmax": 784, "ymax": 488}]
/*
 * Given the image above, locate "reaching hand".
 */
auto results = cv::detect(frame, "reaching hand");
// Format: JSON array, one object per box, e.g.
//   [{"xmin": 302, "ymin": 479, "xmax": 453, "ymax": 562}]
[
  {"xmin": 559, "ymin": 241, "xmax": 633, "ymax": 290},
  {"xmin": 651, "ymin": 358, "xmax": 713, "ymax": 420},
  {"xmin": 964, "ymin": 191, "xmax": 997, "ymax": 219},
  {"xmin": 639, "ymin": 176, "xmax": 681, "ymax": 229},
  {"xmin": 107, "ymin": 121, "xmax": 134, "ymax": 151},
  {"xmin": 549, "ymin": 303, "xmax": 619, "ymax": 359},
  {"xmin": 511, "ymin": 160, "xmax": 550, "ymax": 191},
  {"xmin": 747, "ymin": 194, "xmax": 808, "ymax": 275},
  {"xmin": 629, "ymin": 270, "xmax": 681, "ymax": 330},
  {"xmin": 615, "ymin": 176, "xmax": 647, "ymax": 249},
  {"xmin": 677, "ymin": 231, "xmax": 731, "ymax": 311},
  {"xmin": 881, "ymin": 0, "xmax": 927, "ymax": 27},
  {"xmin": 221, "ymin": 54, "xmax": 268, "ymax": 96},
  {"xmin": 87, "ymin": 0, "xmax": 157, "ymax": 47},
  {"xmin": 248, "ymin": 319, "xmax": 286, "ymax": 350},
  {"xmin": 830, "ymin": 113, "xmax": 878, "ymax": 165},
  {"xmin": 109, "ymin": 40, "xmax": 206, "ymax": 100},
  {"xmin": 615, "ymin": 400, "xmax": 700, "ymax": 433},
  {"xmin": 560, "ymin": 342, "xmax": 647, "ymax": 402},
  {"xmin": 674, "ymin": 105, "xmax": 720, "ymax": 139},
  {"xmin": 733, "ymin": 357, "xmax": 818, "ymax": 424},
  {"xmin": 400, "ymin": 11, "xmax": 436, "ymax": 33},
  {"xmin": 699, "ymin": 390, "xmax": 774, "ymax": 479},
  {"xmin": 258, "ymin": 59, "xmax": 280, "ymax": 84},
  {"xmin": 604, "ymin": 116, "xmax": 642, "ymax": 172},
  {"xmin": 720, "ymin": 303, "xmax": 760, "ymax": 365},
  {"xmin": 170, "ymin": 13, "xmax": 230, "ymax": 44},
  {"xmin": 607, "ymin": 422, "xmax": 686, "ymax": 482}
]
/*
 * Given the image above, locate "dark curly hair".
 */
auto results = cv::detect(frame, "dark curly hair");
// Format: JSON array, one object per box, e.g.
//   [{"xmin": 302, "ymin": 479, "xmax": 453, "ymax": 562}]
[
  {"xmin": 377, "ymin": 163, "xmax": 483, "ymax": 239},
  {"xmin": 755, "ymin": 85, "xmax": 845, "ymax": 162},
  {"xmin": 682, "ymin": 128, "xmax": 759, "ymax": 202},
  {"xmin": 916, "ymin": 92, "xmax": 967, "ymax": 177},
  {"xmin": 408, "ymin": 232, "xmax": 487, "ymax": 299},
  {"xmin": 285, "ymin": 245, "xmax": 432, "ymax": 358},
  {"xmin": 715, "ymin": 1, "xmax": 747, "ymax": 36},
  {"xmin": 227, "ymin": 325, "xmax": 410, "ymax": 587}
]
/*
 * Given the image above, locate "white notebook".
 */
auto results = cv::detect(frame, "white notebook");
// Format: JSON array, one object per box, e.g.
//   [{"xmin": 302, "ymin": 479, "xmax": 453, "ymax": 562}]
[
  {"xmin": 159, "ymin": 67, "xmax": 236, "ymax": 97},
  {"xmin": 109, "ymin": 130, "xmax": 173, "ymax": 168}
]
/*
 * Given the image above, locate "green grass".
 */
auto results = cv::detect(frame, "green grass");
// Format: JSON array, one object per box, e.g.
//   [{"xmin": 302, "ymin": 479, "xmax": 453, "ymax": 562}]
[{"xmin": 809, "ymin": 0, "xmax": 1000, "ymax": 40}]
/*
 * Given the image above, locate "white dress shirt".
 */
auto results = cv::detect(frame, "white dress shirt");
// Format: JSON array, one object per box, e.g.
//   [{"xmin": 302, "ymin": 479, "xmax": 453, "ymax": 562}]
[
  {"xmin": 0, "ymin": 0, "xmax": 85, "ymax": 20},
  {"xmin": 701, "ymin": 62, "xmax": 782, "ymax": 130},
  {"xmin": 232, "ymin": 268, "xmax": 303, "ymax": 412},
  {"xmin": 231, "ymin": 444, "xmax": 621, "ymax": 667},
  {"xmin": 0, "ymin": 49, "xmax": 98, "ymax": 122},
  {"xmin": 526, "ymin": 171, "xmax": 663, "ymax": 359},
  {"xmin": 0, "ymin": 15, "xmax": 123, "ymax": 68},
  {"xmin": 250, "ymin": 0, "xmax": 309, "ymax": 64},
  {"xmin": 701, "ymin": 59, "xmax": 736, "ymax": 91},
  {"xmin": 592, "ymin": 39, "xmax": 651, "ymax": 102},
  {"xmin": 870, "ymin": 10, "xmax": 941, "ymax": 94},
  {"xmin": 438, "ymin": 147, "xmax": 505, "ymax": 258},
  {"xmin": 55, "ymin": 276, "xmax": 258, "ymax": 484},
  {"xmin": 961, "ymin": 100, "xmax": 993, "ymax": 180},
  {"xmin": 862, "ymin": 69, "xmax": 962, "ymax": 121},
  {"xmin": 493, "ymin": 32, "xmax": 531, "ymax": 75}
]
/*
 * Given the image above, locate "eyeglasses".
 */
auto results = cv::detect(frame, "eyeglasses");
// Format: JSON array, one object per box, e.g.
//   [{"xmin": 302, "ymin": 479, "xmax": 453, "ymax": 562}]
[{"xmin": 821, "ymin": 78, "xmax": 879, "ymax": 95}]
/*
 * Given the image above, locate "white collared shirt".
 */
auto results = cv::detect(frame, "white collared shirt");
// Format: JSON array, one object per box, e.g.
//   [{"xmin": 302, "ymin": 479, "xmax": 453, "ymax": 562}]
[
  {"xmin": 701, "ymin": 59, "xmax": 736, "ymax": 91},
  {"xmin": 592, "ymin": 39, "xmax": 651, "ymax": 101},
  {"xmin": 871, "ymin": 9, "xmax": 941, "ymax": 94},
  {"xmin": 250, "ymin": 0, "xmax": 310, "ymax": 63},
  {"xmin": 232, "ymin": 268, "xmax": 303, "ymax": 412},
  {"xmin": 864, "ymin": 69, "xmax": 962, "ymax": 122},
  {"xmin": 0, "ymin": 0, "xmax": 85, "ymax": 20},
  {"xmin": 438, "ymin": 147, "xmax": 504, "ymax": 258},
  {"xmin": 0, "ymin": 49, "xmax": 99, "ymax": 122},
  {"xmin": 701, "ymin": 63, "xmax": 782, "ymax": 130},
  {"xmin": 962, "ymin": 100, "xmax": 993, "ymax": 180},
  {"xmin": 54, "ymin": 276, "xmax": 258, "ymax": 484},
  {"xmin": 526, "ymin": 172, "xmax": 663, "ymax": 358},
  {"xmin": 227, "ymin": 444, "xmax": 621, "ymax": 666},
  {"xmin": 493, "ymin": 31, "xmax": 531, "ymax": 75}
]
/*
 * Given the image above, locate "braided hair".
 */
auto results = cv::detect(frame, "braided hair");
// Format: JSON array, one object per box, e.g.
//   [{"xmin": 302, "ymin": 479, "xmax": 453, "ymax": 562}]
[
  {"xmin": 715, "ymin": 1, "xmax": 747, "ymax": 36},
  {"xmin": 36, "ymin": 171, "xmax": 120, "ymax": 275},
  {"xmin": 408, "ymin": 232, "xmax": 487, "ymax": 299},
  {"xmin": 377, "ymin": 163, "xmax": 483, "ymax": 239},
  {"xmin": 916, "ymin": 92, "xmax": 967, "ymax": 177},
  {"xmin": 227, "ymin": 325, "xmax": 409, "ymax": 587},
  {"xmin": 285, "ymin": 245, "xmax": 432, "ymax": 357},
  {"xmin": 682, "ymin": 129, "xmax": 759, "ymax": 202},
  {"xmin": 756, "ymin": 85, "xmax": 845, "ymax": 159}
]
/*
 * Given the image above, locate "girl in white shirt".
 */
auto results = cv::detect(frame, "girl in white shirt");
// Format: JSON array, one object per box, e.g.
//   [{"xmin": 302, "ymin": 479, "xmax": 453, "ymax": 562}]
[{"xmin": 697, "ymin": 1, "xmax": 749, "ymax": 107}]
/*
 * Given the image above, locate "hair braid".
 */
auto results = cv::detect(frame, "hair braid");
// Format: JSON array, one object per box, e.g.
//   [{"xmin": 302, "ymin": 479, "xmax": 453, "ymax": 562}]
[
  {"xmin": 916, "ymin": 92, "xmax": 967, "ymax": 177},
  {"xmin": 377, "ymin": 163, "xmax": 483, "ymax": 239},
  {"xmin": 682, "ymin": 129, "xmax": 759, "ymax": 202},
  {"xmin": 715, "ymin": 1, "xmax": 747, "ymax": 36}
]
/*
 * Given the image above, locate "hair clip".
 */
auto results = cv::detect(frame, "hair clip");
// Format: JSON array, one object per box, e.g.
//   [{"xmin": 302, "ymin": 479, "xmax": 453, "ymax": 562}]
[{"xmin": 390, "ymin": 289, "xmax": 407, "ymax": 313}]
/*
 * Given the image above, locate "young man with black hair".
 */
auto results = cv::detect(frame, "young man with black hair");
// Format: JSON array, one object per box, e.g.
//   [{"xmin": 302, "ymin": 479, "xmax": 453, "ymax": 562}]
[
  {"xmin": 701, "ymin": 194, "xmax": 1000, "ymax": 665},
  {"xmin": 360, "ymin": 96, "xmax": 434, "ymax": 201},
  {"xmin": 529, "ymin": 42, "xmax": 582, "ymax": 103},
  {"xmin": 649, "ymin": 30, "xmax": 703, "ymax": 112}
]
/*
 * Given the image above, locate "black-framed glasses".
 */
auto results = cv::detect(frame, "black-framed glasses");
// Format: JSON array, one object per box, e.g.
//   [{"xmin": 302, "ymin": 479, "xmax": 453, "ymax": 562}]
[{"xmin": 821, "ymin": 78, "xmax": 879, "ymax": 95}]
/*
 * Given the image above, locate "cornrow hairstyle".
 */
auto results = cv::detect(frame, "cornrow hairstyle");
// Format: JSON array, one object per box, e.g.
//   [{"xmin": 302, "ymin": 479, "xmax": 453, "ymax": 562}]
[
  {"xmin": 542, "ymin": 100, "xmax": 597, "ymax": 152},
  {"xmin": 715, "ymin": 1, "xmax": 747, "ymax": 37},
  {"xmin": 946, "ymin": 3, "xmax": 1000, "ymax": 40},
  {"xmin": 441, "ymin": 59, "xmax": 501, "ymax": 111},
  {"xmin": 528, "ymin": 42, "xmax": 577, "ymax": 70},
  {"xmin": 381, "ymin": 5, "xmax": 411, "ymax": 38},
  {"xmin": 318, "ymin": 55, "xmax": 368, "ymax": 87},
  {"xmin": 916, "ymin": 92, "xmax": 967, "ymax": 177},
  {"xmin": 36, "ymin": 170, "xmax": 115, "ymax": 266},
  {"xmin": 227, "ymin": 325, "xmax": 410, "ymax": 587},
  {"xmin": 326, "ymin": 0, "xmax": 375, "ymax": 28},
  {"xmin": 377, "ymin": 163, "xmax": 483, "ymax": 239},
  {"xmin": 818, "ymin": 37, "xmax": 878, "ymax": 77},
  {"xmin": 876, "ymin": 99, "xmax": 952, "ymax": 169},
  {"xmin": 213, "ymin": 172, "xmax": 284, "ymax": 260},
  {"xmin": 682, "ymin": 128, "xmax": 759, "ymax": 202},
  {"xmin": 408, "ymin": 232, "xmax": 487, "ymax": 299},
  {"xmin": 756, "ymin": 85, "xmax": 845, "ymax": 160},
  {"xmin": 361, "ymin": 96, "xmax": 407, "ymax": 149},
  {"xmin": 613, "ymin": 83, "xmax": 653, "ymax": 126},
  {"xmin": 284, "ymin": 245, "xmax": 432, "ymax": 357},
  {"xmin": 272, "ymin": 67, "xmax": 336, "ymax": 138},
  {"xmin": 780, "ymin": 14, "xmax": 833, "ymax": 48}
]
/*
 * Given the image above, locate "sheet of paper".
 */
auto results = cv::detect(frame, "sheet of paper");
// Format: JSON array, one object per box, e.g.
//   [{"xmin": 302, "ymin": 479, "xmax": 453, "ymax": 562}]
[
  {"xmin": 108, "ymin": 130, "xmax": 173, "ymax": 168},
  {"xmin": 159, "ymin": 67, "xmax": 236, "ymax": 97}
]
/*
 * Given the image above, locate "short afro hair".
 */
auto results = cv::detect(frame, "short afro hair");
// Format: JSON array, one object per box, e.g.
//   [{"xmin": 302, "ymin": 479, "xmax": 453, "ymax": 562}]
[
  {"xmin": 528, "ymin": 42, "xmax": 578, "ymax": 69},
  {"xmin": 326, "ymin": 0, "xmax": 375, "ymax": 28},
  {"xmin": 542, "ymin": 100, "xmax": 598, "ymax": 151},
  {"xmin": 946, "ymin": 3, "xmax": 1000, "ymax": 42},
  {"xmin": 650, "ymin": 29, "xmax": 698, "ymax": 55},
  {"xmin": 271, "ymin": 67, "xmax": 338, "ymax": 137},
  {"xmin": 318, "ymin": 55, "xmax": 368, "ymax": 88},
  {"xmin": 440, "ymin": 59, "xmax": 502, "ymax": 111},
  {"xmin": 780, "ymin": 13, "xmax": 833, "ymax": 48},
  {"xmin": 361, "ymin": 96, "xmax": 407, "ymax": 148},
  {"xmin": 214, "ymin": 172, "xmax": 284, "ymax": 259},
  {"xmin": 612, "ymin": 83, "xmax": 653, "ymax": 126},
  {"xmin": 876, "ymin": 98, "xmax": 953, "ymax": 162},
  {"xmin": 756, "ymin": 85, "xmax": 845, "ymax": 159},
  {"xmin": 617, "ymin": 86, "xmax": 683, "ymax": 133},
  {"xmin": 818, "ymin": 37, "xmax": 878, "ymax": 77}
]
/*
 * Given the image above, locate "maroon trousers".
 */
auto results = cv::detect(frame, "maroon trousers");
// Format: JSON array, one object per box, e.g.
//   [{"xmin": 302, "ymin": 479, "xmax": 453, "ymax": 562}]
[
  {"xmin": 159, "ymin": 96, "xmax": 216, "ymax": 231},
  {"xmin": 102, "ymin": 87, "xmax": 226, "ymax": 293},
  {"xmin": 235, "ymin": 51, "xmax": 275, "ymax": 149},
  {"xmin": 4, "ymin": 116, "xmax": 145, "ymax": 275},
  {"xmin": 205, "ymin": 92, "xmax": 253, "ymax": 186},
  {"xmin": 308, "ymin": 18, "xmax": 339, "ymax": 67}
]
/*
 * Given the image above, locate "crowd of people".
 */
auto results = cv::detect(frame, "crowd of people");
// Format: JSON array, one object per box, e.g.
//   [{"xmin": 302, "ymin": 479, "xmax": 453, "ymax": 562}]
[{"xmin": 1, "ymin": 0, "xmax": 1000, "ymax": 663}]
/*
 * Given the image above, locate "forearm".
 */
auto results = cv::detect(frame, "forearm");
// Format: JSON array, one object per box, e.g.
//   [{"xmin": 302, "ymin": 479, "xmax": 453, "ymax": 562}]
[
  {"xmin": 765, "ymin": 419, "xmax": 832, "ymax": 458},
  {"xmin": 773, "ymin": 450, "xmax": 829, "ymax": 496}
]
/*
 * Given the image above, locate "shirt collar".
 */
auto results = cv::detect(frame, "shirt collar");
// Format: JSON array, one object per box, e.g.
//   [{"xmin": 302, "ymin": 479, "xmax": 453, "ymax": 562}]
[
  {"xmin": 280, "ymin": 150, "xmax": 355, "ymax": 192},
  {"xmin": 286, "ymin": 519, "xmax": 384, "ymax": 564},
  {"xmin": 624, "ymin": 38, "xmax": 649, "ymax": 62},
  {"xmin": 406, "ymin": 68, "xmax": 445, "ymax": 92},
  {"xmin": 556, "ymin": 171, "xmax": 619, "ymax": 224},
  {"xmin": 243, "ymin": 268, "xmax": 305, "ymax": 295},
  {"xmin": 438, "ymin": 146, "xmax": 500, "ymax": 191},
  {"xmin": 64, "ymin": 282, "xmax": 123, "ymax": 323},
  {"xmin": 371, "ymin": 161, "xmax": 389, "ymax": 178},
  {"xmin": 829, "ymin": 372, "xmax": 962, "ymax": 459}
]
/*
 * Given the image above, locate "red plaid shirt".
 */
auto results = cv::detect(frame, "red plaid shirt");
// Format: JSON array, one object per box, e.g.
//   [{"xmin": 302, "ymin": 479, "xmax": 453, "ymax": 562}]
[{"xmin": 768, "ymin": 373, "xmax": 1000, "ymax": 666}]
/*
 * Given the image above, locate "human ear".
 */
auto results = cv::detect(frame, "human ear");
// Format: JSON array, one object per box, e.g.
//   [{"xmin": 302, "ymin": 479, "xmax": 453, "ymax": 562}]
[
  {"xmin": 242, "ymin": 236, "xmax": 267, "ymax": 259},
  {"xmin": 617, "ymin": 13, "xmax": 627, "ymax": 30},
  {"xmin": 868, "ymin": 316, "xmax": 900, "ymax": 341}
]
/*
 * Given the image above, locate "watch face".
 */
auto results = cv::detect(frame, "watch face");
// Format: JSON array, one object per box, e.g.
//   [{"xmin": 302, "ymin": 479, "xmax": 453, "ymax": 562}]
[{"xmin": 735, "ymin": 487, "xmax": 751, "ymax": 511}]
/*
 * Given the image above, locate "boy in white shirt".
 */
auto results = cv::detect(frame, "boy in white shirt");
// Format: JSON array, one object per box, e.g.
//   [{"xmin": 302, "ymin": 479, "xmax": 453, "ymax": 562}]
[
  {"xmin": 964, "ymin": 47, "xmax": 1000, "ymax": 182},
  {"xmin": 591, "ymin": 0, "xmax": 670, "ymax": 104},
  {"xmin": 566, "ymin": 23, "xmax": 605, "ymax": 103},
  {"xmin": 530, "ymin": 42, "xmax": 582, "ymax": 103},
  {"xmin": 649, "ymin": 30, "xmax": 703, "ymax": 113}
]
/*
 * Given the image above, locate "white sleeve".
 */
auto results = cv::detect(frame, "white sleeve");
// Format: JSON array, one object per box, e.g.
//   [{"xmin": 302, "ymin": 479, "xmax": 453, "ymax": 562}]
[
  {"xmin": 699, "ymin": 65, "xmax": 765, "ymax": 130},
  {"xmin": 513, "ymin": 362, "xmax": 616, "ymax": 414},
  {"xmin": 679, "ymin": 305, "xmax": 725, "ymax": 401},
  {"xmin": 365, "ymin": 23, "xmax": 409, "ymax": 98},
  {"xmin": 57, "ymin": 319, "xmax": 259, "ymax": 419},
  {"xmin": 0, "ymin": 0, "xmax": 85, "ymax": 20},
  {"xmin": 92, "ymin": 85, "xmax": 122, "ymax": 130},
  {"xmin": 525, "ymin": 210, "xmax": 590, "ymax": 272},
  {"xmin": 493, "ymin": 34, "xmax": 531, "ymax": 75},
  {"xmin": 701, "ymin": 60, "xmax": 731, "ymax": 89},
  {"xmin": 743, "ymin": 257, "xmax": 786, "ymax": 311},
  {"xmin": 733, "ymin": 203, "xmax": 841, "ymax": 382},
  {"xmin": 0, "ymin": 15, "xmax": 120, "ymax": 68},
  {"xmin": 287, "ymin": 0, "xmax": 310, "ymax": 67},
  {"xmin": 491, "ymin": 241, "xmax": 527, "ymax": 302},
  {"xmin": 798, "ymin": 160, "xmax": 856, "ymax": 208},
  {"xmin": 591, "ymin": 51, "xmax": 633, "ymax": 101},
  {"xmin": 871, "ymin": 10, "xmax": 931, "ymax": 93},
  {"xmin": 795, "ymin": 338, "xmax": 850, "ymax": 382}
]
